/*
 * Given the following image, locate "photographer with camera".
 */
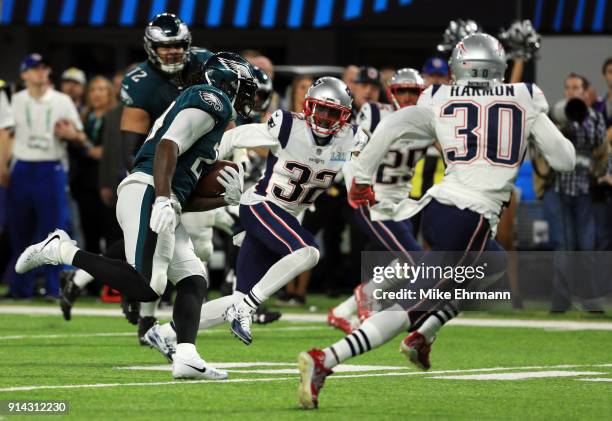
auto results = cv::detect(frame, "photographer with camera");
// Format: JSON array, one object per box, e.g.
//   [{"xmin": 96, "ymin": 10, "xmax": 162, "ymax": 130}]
[{"xmin": 544, "ymin": 73, "xmax": 607, "ymax": 312}]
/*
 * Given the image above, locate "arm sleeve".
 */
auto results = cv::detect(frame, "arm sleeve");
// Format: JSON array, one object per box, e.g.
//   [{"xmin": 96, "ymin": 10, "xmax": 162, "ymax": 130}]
[
  {"xmin": 0, "ymin": 90, "xmax": 14, "ymax": 129},
  {"xmin": 121, "ymin": 131, "xmax": 146, "ymax": 171},
  {"xmin": 162, "ymin": 108, "xmax": 216, "ymax": 155},
  {"xmin": 217, "ymin": 123, "xmax": 281, "ymax": 160},
  {"xmin": 351, "ymin": 106, "xmax": 436, "ymax": 185},
  {"xmin": 530, "ymin": 112, "xmax": 576, "ymax": 172}
]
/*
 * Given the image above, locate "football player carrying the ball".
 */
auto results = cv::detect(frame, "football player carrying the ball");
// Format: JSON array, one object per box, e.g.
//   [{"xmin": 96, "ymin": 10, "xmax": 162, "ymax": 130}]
[{"xmin": 15, "ymin": 52, "xmax": 257, "ymax": 381}]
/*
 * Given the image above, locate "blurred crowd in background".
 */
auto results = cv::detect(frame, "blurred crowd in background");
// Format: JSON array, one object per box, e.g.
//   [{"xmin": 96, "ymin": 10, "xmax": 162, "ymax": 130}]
[{"xmin": 0, "ymin": 30, "xmax": 611, "ymax": 312}]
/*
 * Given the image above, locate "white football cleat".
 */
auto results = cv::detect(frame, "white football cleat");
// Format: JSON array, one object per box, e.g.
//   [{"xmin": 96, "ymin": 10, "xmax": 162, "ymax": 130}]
[
  {"xmin": 143, "ymin": 322, "xmax": 177, "ymax": 363},
  {"xmin": 224, "ymin": 303, "xmax": 253, "ymax": 345},
  {"xmin": 172, "ymin": 354, "xmax": 228, "ymax": 380},
  {"xmin": 15, "ymin": 229, "xmax": 74, "ymax": 274}
]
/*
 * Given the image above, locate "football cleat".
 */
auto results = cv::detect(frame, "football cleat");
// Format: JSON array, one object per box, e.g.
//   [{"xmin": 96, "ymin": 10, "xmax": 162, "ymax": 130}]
[
  {"xmin": 172, "ymin": 355, "xmax": 228, "ymax": 380},
  {"xmin": 138, "ymin": 316, "xmax": 157, "ymax": 346},
  {"xmin": 224, "ymin": 303, "xmax": 253, "ymax": 345},
  {"xmin": 143, "ymin": 322, "xmax": 176, "ymax": 363},
  {"xmin": 399, "ymin": 332, "xmax": 432, "ymax": 371},
  {"xmin": 15, "ymin": 229, "xmax": 74, "ymax": 274},
  {"xmin": 252, "ymin": 307, "xmax": 282, "ymax": 325},
  {"xmin": 327, "ymin": 308, "xmax": 354, "ymax": 334},
  {"xmin": 297, "ymin": 349, "xmax": 333, "ymax": 410},
  {"xmin": 59, "ymin": 270, "xmax": 80, "ymax": 321},
  {"xmin": 121, "ymin": 296, "xmax": 141, "ymax": 325},
  {"xmin": 354, "ymin": 284, "xmax": 374, "ymax": 322}
]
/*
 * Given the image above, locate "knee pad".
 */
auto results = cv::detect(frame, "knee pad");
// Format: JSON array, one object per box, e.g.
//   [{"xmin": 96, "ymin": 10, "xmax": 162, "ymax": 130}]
[{"xmin": 300, "ymin": 246, "xmax": 320, "ymax": 268}]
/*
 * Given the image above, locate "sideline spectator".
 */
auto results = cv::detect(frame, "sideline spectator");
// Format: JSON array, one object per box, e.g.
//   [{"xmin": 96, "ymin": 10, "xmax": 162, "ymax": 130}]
[
  {"xmin": 98, "ymin": 89, "xmax": 124, "ymax": 246},
  {"xmin": 60, "ymin": 67, "xmax": 86, "ymax": 113},
  {"xmin": 548, "ymin": 73, "xmax": 606, "ymax": 312},
  {"xmin": 350, "ymin": 66, "xmax": 380, "ymax": 121},
  {"xmin": 342, "ymin": 65, "xmax": 359, "ymax": 95},
  {"xmin": 2, "ymin": 54, "xmax": 84, "ymax": 299},
  {"xmin": 288, "ymin": 74, "xmax": 313, "ymax": 113},
  {"xmin": 68, "ymin": 76, "xmax": 116, "ymax": 257},
  {"xmin": 421, "ymin": 57, "xmax": 450, "ymax": 86},
  {"xmin": 0, "ymin": 80, "xmax": 13, "ymax": 285}
]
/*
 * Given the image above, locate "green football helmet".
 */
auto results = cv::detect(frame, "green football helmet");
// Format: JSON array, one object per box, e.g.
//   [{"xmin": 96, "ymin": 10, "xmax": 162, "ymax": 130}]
[
  {"xmin": 201, "ymin": 52, "xmax": 258, "ymax": 119},
  {"xmin": 249, "ymin": 65, "xmax": 273, "ymax": 118},
  {"xmin": 144, "ymin": 13, "xmax": 191, "ymax": 74}
]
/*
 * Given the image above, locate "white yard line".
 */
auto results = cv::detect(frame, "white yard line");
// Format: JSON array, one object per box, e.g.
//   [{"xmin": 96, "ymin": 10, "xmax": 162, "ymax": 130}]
[
  {"xmin": 428, "ymin": 371, "xmax": 605, "ymax": 380},
  {"xmin": 1, "ymin": 305, "xmax": 611, "ymax": 330},
  {"xmin": 0, "ymin": 363, "xmax": 610, "ymax": 393},
  {"xmin": 0, "ymin": 326, "xmax": 327, "ymax": 341}
]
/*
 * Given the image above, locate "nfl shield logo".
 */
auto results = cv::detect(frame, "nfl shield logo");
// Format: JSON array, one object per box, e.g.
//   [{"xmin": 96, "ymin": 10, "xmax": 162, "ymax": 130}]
[{"xmin": 316, "ymin": 149, "xmax": 322, "ymax": 155}]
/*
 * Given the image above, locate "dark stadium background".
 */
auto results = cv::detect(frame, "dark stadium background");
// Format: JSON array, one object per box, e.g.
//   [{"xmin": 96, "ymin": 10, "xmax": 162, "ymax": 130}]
[{"xmin": 1, "ymin": 0, "xmax": 611, "ymax": 83}]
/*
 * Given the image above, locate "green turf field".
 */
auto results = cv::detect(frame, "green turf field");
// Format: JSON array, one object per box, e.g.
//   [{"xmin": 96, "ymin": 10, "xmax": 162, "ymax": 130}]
[{"xmin": 0, "ymin": 308, "xmax": 611, "ymax": 420}]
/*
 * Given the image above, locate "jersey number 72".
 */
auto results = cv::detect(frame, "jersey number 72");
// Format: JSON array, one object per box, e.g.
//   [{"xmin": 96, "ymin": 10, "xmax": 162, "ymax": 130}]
[{"xmin": 440, "ymin": 101, "xmax": 525, "ymax": 167}]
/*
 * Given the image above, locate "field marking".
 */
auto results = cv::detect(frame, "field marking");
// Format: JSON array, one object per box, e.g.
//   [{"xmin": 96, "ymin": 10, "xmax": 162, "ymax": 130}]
[
  {"xmin": 577, "ymin": 378, "xmax": 612, "ymax": 382},
  {"xmin": 0, "ymin": 326, "xmax": 327, "ymax": 341},
  {"xmin": 429, "ymin": 371, "xmax": 604, "ymax": 380},
  {"xmin": 2, "ymin": 305, "xmax": 612, "ymax": 331},
  {"xmin": 1, "ymin": 363, "xmax": 611, "ymax": 393},
  {"xmin": 117, "ymin": 362, "xmax": 407, "ymax": 374}
]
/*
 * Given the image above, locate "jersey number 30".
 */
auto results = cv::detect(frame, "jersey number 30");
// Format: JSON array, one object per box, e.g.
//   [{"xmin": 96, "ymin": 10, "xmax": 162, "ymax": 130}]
[{"xmin": 441, "ymin": 101, "xmax": 524, "ymax": 167}]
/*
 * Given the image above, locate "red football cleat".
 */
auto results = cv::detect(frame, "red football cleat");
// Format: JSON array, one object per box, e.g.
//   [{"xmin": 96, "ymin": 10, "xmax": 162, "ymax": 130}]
[
  {"xmin": 399, "ymin": 332, "xmax": 432, "ymax": 371},
  {"xmin": 297, "ymin": 349, "xmax": 333, "ymax": 409},
  {"xmin": 327, "ymin": 308, "xmax": 354, "ymax": 334},
  {"xmin": 354, "ymin": 284, "xmax": 374, "ymax": 322}
]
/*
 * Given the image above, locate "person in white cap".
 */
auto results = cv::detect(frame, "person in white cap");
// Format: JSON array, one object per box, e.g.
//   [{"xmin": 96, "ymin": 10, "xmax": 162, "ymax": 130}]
[{"xmin": 60, "ymin": 67, "xmax": 86, "ymax": 112}]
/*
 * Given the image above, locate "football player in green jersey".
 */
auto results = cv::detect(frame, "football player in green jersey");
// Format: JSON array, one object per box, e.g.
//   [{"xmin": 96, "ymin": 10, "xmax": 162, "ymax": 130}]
[
  {"xmin": 59, "ymin": 12, "xmax": 213, "ymax": 337},
  {"xmin": 15, "ymin": 52, "xmax": 258, "ymax": 380}
]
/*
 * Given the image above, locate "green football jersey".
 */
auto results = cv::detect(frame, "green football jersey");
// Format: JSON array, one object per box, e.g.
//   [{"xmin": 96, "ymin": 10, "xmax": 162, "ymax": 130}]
[
  {"xmin": 119, "ymin": 48, "xmax": 213, "ymax": 121},
  {"xmin": 133, "ymin": 84, "xmax": 233, "ymax": 206}
]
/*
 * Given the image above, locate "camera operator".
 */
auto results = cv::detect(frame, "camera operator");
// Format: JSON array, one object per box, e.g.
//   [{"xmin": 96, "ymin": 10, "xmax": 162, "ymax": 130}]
[{"xmin": 546, "ymin": 73, "xmax": 607, "ymax": 312}]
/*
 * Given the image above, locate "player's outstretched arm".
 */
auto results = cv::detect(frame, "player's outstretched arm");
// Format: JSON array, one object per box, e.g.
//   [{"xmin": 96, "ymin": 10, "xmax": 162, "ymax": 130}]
[
  {"xmin": 530, "ymin": 113, "xmax": 576, "ymax": 172},
  {"xmin": 218, "ymin": 123, "xmax": 280, "ymax": 160}
]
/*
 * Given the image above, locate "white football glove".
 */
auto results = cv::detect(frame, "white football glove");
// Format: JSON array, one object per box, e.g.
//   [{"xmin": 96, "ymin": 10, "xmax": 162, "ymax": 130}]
[
  {"xmin": 217, "ymin": 164, "xmax": 244, "ymax": 206},
  {"xmin": 150, "ymin": 196, "xmax": 179, "ymax": 233}
]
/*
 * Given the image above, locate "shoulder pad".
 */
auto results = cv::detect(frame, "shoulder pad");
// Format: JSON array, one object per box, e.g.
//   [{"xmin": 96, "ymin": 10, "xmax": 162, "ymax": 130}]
[
  {"xmin": 119, "ymin": 63, "xmax": 154, "ymax": 107},
  {"xmin": 188, "ymin": 48, "xmax": 214, "ymax": 65},
  {"xmin": 188, "ymin": 85, "xmax": 232, "ymax": 119},
  {"xmin": 267, "ymin": 109, "xmax": 294, "ymax": 148},
  {"xmin": 417, "ymin": 86, "xmax": 434, "ymax": 107},
  {"xmin": 356, "ymin": 102, "xmax": 371, "ymax": 122},
  {"xmin": 351, "ymin": 125, "xmax": 371, "ymax": 153},
  {"xmin": 530, "ymin": 83, "xmax": 549, "ymax": 114}
]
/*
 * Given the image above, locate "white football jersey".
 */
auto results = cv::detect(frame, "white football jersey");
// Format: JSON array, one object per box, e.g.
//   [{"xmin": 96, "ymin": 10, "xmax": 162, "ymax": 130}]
[
  {"xmin": 356, "ymin": 101, "xmax": 427, "ymax": 203},
  {"xmin": 352, "ymin": 83, "xmax": 576, "ymax": 226},
  {"xmin": 219, "ymin": 109, "xmax": 367, "ymax": 217},
  {"xmin": 356, "ymin": 101, "xmax": 395, "ymax": 134}
]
